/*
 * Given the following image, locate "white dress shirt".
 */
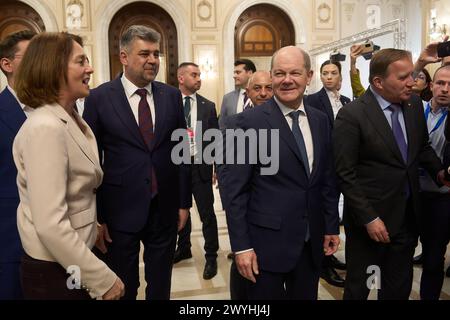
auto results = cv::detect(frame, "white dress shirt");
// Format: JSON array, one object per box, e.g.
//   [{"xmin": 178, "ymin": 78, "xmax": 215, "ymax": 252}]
[
  {"xmin": 236, "ymin": 88, "xmax": 246, "ymax": 114},
  {"xmin": 121, "ymin": 74, "xmax": 155, "ymax": 127},
  {"xmin": 325, "ymin": 88, "xmax": 343, "ymax": 120},
  {"xmin": 182, "ymin": 93, "xmax": 199, "ymax": 157}
]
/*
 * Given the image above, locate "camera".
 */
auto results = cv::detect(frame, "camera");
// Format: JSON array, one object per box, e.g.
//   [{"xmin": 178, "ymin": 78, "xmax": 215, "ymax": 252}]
[
  {"xmin": 330, "ymin": 50, "xmax": 346, "ymax": 62},
  {"xmin": 359, "ymin": 41, "xmax": 381, "ymax": 60},
  {"xmin": 360, "ymin": 41, "xmax": 375, "ymax": 55},
  {"xmin": 437, "ymin": 41, "xmax": 450, "ymax": 58}
]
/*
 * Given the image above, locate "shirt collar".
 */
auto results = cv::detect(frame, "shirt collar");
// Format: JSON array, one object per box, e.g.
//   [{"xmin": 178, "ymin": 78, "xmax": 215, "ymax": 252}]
[
  {"xmin": 181, "ymin": 92, "xmax": 197, "ymax": 102},
  {"xmin": 274, "ymin": 96, "xmax": 306, "ymax": 117},
  {"xmin": 325, "ymin": 88, "xmax": 340, "ymax": 100},
  {"xmin": 121, "ymin": 74, "xmax": 152, "ymax": 99},
  {"xmin": 369, "ymin": 85, "xmax": 393, "ymax": 111}
]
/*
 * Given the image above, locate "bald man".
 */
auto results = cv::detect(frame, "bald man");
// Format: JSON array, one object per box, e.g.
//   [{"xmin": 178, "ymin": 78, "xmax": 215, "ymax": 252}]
[{"xmin": 245, "ymin": 71, "xmax": 273, "ymax": 107}]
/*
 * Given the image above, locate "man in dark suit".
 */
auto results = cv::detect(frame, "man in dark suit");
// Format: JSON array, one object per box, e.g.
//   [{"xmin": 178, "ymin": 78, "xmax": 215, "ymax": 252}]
[
  {"xmin": 218, "ymin": 59, "xmax": 256, "ymax": 129},
  {"xmin": 83, "ymin": 25, "xmax": 191, "ymax": 300},
  {"xmin": 307, "ymin": 60, "xmax": 350, "ymax": 288},
  {"xmin": 223, "ymin": 46, "xmax": 340, "ymax": 299},
  {"xmin": 333, "ymin": 48, "xmax": 449, "ymax": 300},
  {"xmin": 173, "ymin": 62, "xmax": 220, "ymax": 280},
  {"xmin": 0, "ymin": 30, "xmax": 35, "ymax": 300}
]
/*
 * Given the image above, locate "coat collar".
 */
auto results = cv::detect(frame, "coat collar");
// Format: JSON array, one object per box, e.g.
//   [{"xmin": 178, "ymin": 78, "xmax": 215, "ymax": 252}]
[{"xmin": 0, "ymin": 87, "xmax": 26, "ymax": 135}]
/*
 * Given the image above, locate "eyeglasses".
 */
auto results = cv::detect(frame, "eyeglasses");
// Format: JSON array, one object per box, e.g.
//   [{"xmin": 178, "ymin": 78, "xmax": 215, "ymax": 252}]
[{"xmin": 416, "ymin": 74, "xmax": 426, "ymax": 81}]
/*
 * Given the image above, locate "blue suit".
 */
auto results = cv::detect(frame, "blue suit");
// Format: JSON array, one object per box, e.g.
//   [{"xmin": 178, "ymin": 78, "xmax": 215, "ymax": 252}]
[
  {"xmin": 0, "ymin": 87, "xmax": 25, "ymax": 299},
  {"xmin": 222, "ymin": 98, "xmax": 339, "ymax": 299},
  {"xmin": 83, "ymin": 78, "xmax": 191, "ymax": 299}
]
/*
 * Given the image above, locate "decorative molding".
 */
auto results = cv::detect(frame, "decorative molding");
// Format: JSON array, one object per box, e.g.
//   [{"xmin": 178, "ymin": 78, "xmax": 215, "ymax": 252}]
[
  {"xmin": 342, "ymin": 2, "xmax": 355, "ymax": 23},
  {"xmin": 64, "ymin": 0, "xmax": 90, "ymax": 30},
  {"xmin": 192, "ymin": 0, "xmax": 216, "ymax": 29},
  {"xmin": 314, "ymin": 0, "xmax": 335, "ymax": 30}
]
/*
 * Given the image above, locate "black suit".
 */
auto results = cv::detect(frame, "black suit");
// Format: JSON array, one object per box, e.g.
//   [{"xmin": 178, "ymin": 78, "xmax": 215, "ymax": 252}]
[
  {"xmin": 333, "ymin": 88, "xmax": 442, "ymax": 300},
  {"xmin": 177, "ymin": 94, "xmax": 219, "ymax": 262}
]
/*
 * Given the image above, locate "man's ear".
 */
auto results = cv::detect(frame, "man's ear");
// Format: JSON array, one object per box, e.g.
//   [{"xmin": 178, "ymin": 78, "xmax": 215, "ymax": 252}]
[
  {"xmin": 119, "ymin": 50, "xmax": 128, "ymax": 66},
  {"xmin": 306, "ymin": 69, "xmax": 314, "ymax": 85},
  {"xmin": 0, "ymin": 57, "xmax": 12, "ymax": 74},
  {"xmin": 372, "ymin": 76, "xmax": 383, "ymax": 90}
]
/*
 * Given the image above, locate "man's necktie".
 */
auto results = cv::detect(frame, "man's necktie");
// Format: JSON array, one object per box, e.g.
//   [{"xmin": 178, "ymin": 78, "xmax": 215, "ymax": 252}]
[
  {"xmin": 389, "ymin": 104, "xmax": 408, "ymax": 163},
  {"xmin": 243, "ymin": 92, "xmax": 252, "ymax": 110},
  {"xmin": 289, "ymin": 110, "xmax": 310, "ymax": 178},
  {"xmin": 136, "ymin": 88, "xmax": 158, "ymax": 196},
  {"xmin": 184, "ymin": 96, "xmax": 191, "ymax": 126},
  {"xmin": 389, "ymin": 103, "xmax": 410, "ymax": 198}
]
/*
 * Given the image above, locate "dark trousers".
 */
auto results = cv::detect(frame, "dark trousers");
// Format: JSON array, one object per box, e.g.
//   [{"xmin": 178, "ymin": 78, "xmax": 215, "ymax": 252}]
[
  {"xmin": 420, "ymin": 191, "xmax": 450, "ymax": 300},
  {"xmin": 177, "ymin": 164, "xmax": 219, "ymax": 261},
  {"xmin": 106, "ymin": 196, "xmax": 178, "ymax": 300},
  {"xmin": 0, "ymin": 261, "xmax": 23, "ymax": 300},
  {"xmin": 20, "ymin": 254, "xmax": 91, "ymax": 300},
  {"xmin": 344, "ymin": 222, "xmax": 417, "ymax": 300},
  {"xmin": 230, "ymin": 260, "xmax": 249, "ymax": 300},
  {"xmin": 246, "ymin": 242, "xmax": 319, "ymax": 300}
]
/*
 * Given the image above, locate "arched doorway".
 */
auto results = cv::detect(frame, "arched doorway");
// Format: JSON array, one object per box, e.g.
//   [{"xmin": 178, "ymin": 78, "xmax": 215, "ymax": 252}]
[
  {"xmin": 108, "ymin": 1, "xmax": 178, "ymax": 86},
  {"xmin": 0, "ymin": 0, "xmax": 45, "ymax": 40},
  {"xmin": 234, "ymin": 4, "xmax": 295, "ymax": 70}
]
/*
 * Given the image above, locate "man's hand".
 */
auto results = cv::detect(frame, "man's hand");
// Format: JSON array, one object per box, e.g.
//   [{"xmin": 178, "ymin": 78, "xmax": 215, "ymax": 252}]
[
  {"xmin": 414, "ymin": 35, "xmax": 449, "ymax": 71},
  {"xmin": 235, "ymin": 250, "xmax": 259, "ymax": 283},
  {"xmin": 323, "ymin": 235, "xmax": 340, "ymax": 256},
  {"xmin": 102, "ymin": 277, "xmax": 125, "ymax": 300},
  {"xmin": 177, "ymin": 208, "xmax": 190, "ymax": 232},
  {"xmin": 95, "ymin": 223, "xmax": 112, "ymax": 254},
  {"xmin": 437, "ymin": 169, "xmax": 450, "ymax": 187},
  {"xmin": 365, "ymin": 218, "xmax": 390, "ymax": 243}
]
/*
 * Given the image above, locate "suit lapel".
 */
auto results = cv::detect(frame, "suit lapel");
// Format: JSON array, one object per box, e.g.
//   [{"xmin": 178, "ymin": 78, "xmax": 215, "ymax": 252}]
[
  {"xmin": 231, "ymin": 89, "xmax": 240, "ymax": 114},
  {"xmin": 108, "ymin": 78, "xmax": 147, "ymax": 150},
  {"xmin": 196, "ymin": 94, "xmax": 208, "ymax": 129},
  {"xmin": 47, "ymin": 104, "xmax": 101, "ymax": 172},
  {"xmin": 402, "ymin": 100, "xmax": 417, "ymax": 165},
  {"xmin": 361, "ymin": 90, "xmax": 405, "ymax": 163},
  {"xmin": 264, "ymin": 99, "xmax": 306, "ymax": 172},
  {"xmin": 319, "ymin": 88, "xmax": 334, "ymax": 124},
  {"xmin": 151, "ymin": 81, "xmax": 167, "ymax": 150},
  {"xmin": 0, "ymin": 88, "xmax": 26, "ymax": 135},
  {"xmin": 305, "ymin": 104, "xmax": 321, "ymax": 180}
]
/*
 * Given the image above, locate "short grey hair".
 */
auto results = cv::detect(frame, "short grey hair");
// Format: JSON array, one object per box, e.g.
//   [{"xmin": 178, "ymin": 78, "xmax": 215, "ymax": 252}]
[
  {"xmin": 270, "ymin": 46, "xmax": 311, "ymax": 72},
  {"xmin": 120, "ymin": 25, "xmax": 161, "ymax": 51}
]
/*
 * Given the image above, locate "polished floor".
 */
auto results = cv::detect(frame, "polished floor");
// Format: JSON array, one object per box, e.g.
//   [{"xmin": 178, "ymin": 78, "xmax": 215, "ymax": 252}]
[{"xmin": 136, "ymin": 187, "xmax": 450, "ymax": 300}]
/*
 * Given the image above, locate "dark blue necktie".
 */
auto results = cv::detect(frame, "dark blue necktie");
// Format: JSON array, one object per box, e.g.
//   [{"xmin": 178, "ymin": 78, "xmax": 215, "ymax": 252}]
[
  {"xmin": 289, "ymin": 110, "xmax": 310, "ymax": 178},
  {"xmin": 389, "ymin": 104, "xmax": 408, "ymax": 163},
  {"xmin": 184, "ymin": 96, "xmax": 191, "ymax": 126}
]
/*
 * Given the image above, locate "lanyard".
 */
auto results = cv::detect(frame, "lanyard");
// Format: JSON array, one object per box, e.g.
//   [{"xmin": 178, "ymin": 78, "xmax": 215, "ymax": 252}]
[{"xmin": 424, "ymin": 102, "xmax": 447, "ymax": 134}]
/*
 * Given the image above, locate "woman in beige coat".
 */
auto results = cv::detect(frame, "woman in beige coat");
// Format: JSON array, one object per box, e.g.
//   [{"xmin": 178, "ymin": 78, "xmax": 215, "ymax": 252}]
[{"xmin": 13, "ymin": 32, "xmax": 124, "ymax": 300}]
